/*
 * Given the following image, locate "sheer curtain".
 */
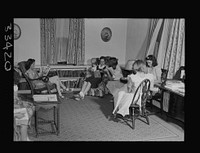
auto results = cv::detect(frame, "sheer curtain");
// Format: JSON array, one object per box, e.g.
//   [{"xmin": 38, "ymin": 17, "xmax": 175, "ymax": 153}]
[
  {"xmin": 40, "ymin": 18, "xmax": 56, "ymax": 66},
  {"xmin": 145, "ymin": 18, "xmax": 185, "ymax": 79},
  {"xmin": 40, "ymin": 18, "xmax": 85, "ymax": 65},
  {"xmin": 66, "ymin": 19, "xmax": 85, "ymax": 65},
  {"xmin": 55, "ymin": 19, "xmax": 70, "ymax": 63},
  {"xmin": 162, "ymin": 19, "xmax": 185, "ymax": 79}
]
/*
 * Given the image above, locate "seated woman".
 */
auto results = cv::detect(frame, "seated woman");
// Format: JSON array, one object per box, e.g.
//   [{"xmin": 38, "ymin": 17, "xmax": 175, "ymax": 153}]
[
  {"xmin": 86, "ymin": 56, "xmax": 110, "ymax": 97},
  {"xmin": 74, "ymin": 57, "xmax": 107, "ymax": 100},
  {"xmin": 25, "ymin": 58, "xmax": 67, "ymax": 98},
  {"xmin": 106, "ymin": 57, "xmax": 124, "ymax": 100},
  {"xmin": 112, "ymin": 59, "xmax": 158, "ymax": 117},
  {"xmin": 145, "ymin": 55, "xmax": 162, "ymax": 83},
  {"xmin": 14, "ymin": 69, "xmax": 35, "ymax": 141},
  {"xmin": 173, "ymin": 66, "xmax": 185, "ymax": 81}
]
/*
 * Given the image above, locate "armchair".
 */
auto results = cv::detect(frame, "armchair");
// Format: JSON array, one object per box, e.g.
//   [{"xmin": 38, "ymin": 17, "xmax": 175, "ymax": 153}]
[{"xmin": 17, "ymin": 61, "xmax": 58, "ymax": 98}]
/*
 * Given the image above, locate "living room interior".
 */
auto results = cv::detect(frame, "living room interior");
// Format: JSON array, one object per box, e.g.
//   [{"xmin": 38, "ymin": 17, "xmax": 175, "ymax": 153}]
[{"xmin": 13, "ymin": 18, "xmax": 185, "ymax": 141}]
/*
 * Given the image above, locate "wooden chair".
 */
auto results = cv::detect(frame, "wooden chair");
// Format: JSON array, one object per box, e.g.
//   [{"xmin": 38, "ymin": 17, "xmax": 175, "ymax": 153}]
[
  {"xmin": 18, "ymin": 61, "xmax": 57, "ymax": 98},
  {"xmin": 17, "ymin": 61, "xmax": 60, "ymax": 137},
  {"xmin": 148, "ymin": 69, "xmax": 168, "ymax": 115},
  {"xmin": 129, "ymin": 79, "xmax": 151, "ymax": 129}
]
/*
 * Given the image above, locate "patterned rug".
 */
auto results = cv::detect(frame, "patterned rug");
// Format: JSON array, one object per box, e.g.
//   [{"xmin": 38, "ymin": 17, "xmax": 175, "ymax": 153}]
[{"xmin": 28, "ymin": 93, "xmax": 178, "ymax": 141}]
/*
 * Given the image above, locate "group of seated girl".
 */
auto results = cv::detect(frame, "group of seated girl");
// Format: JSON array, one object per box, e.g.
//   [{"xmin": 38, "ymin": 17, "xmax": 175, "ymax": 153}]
[
  {"xmin": 74, "ymin": 56, "xmax": 112, "ymax": 100},
  {"xmin": 74, "ymin": 54, "xmax": 162, "ymax": 101}
]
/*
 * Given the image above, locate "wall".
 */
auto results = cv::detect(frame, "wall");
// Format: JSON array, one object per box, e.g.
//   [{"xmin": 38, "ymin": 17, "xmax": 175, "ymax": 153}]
[
  {"xmin": 14, "ymin": 18, "xmax": 40, "ymax": 65},
  {"xmin": 14, "ymin": 18, "xmax": 149, "ymax": 66},
  {"xmin": 126, "ymin": 19, "xmax": 149, "ymax": 61},
  {"xmin": 85, "ymin": 18, "xmax": 127, "ymax": 65}
]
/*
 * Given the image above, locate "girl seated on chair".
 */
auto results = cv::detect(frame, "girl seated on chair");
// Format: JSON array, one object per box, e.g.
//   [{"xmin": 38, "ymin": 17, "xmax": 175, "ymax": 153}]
[
  {"xmin": 74, "ymin": 56, "xmax": 110, "ymax": 100},
  {"xmin": 25, "ymin": 58, "xmax": 67, "ymax": 98},
  {"xmin": 112, "ymin": 59, "xmax": 158, "ymax": 117},
  {"xmin": 14, "ymin": 69, "xmax": 35, "ymax": 141}
]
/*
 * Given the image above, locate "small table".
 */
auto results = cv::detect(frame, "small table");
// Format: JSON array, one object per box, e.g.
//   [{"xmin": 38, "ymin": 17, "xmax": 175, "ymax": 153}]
[
  {"xmin": 32, "ymin": 97, "xmax": 61, "ymax": 137},
  {"xmin": 154, "ymin": 81, "xmax": 184, "ymax": 124}
]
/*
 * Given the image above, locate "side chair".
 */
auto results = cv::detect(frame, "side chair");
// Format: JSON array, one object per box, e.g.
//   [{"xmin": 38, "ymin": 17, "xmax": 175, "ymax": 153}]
[
  {"xmin": 147, "ymin": 69, "xmax": 168, "ymax": 116},
  {"xmin": 18, "ymin": 61, "xmax": 60, "ymax": 137},
  {"xmin": 112, "ymin": 79, "xmax": 151, "ymax": 130},
  {"xmin": 129, "ymin": 79, "xmax": 151, "ymax": 130}
]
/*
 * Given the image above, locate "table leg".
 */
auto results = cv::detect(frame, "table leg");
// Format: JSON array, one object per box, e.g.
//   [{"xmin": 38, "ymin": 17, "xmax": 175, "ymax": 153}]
[
  {"xmin": 57, "ymin": 105, "xmax": 60, "ymax": 135},
  {"xmin": 34, "ymin": 107, "xmax": 38, "ymax": 137}
]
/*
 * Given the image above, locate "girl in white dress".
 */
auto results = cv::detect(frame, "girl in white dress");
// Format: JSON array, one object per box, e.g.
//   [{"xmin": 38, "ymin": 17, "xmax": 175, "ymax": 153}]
[{"xmin": 112, "ymin": 60, "xmax": 158, "ymax": 117}]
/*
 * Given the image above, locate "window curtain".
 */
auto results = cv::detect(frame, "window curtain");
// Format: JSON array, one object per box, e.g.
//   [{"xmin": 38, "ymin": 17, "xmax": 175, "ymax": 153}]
[
  {"xmin": 162, "ymin": 19, "xmax": 185, "ymax": 79},
  {"xmin": 145, "ymin": 18, "xmax": 185, "ymax": 79},
  {"xmin": 66, "ymin": 19, "xmax": 85, "ymax": 65},
  {"xmin": 40, "ymin": 18, "xmax": 85, "ymax": 65},
  {"xmin": 55, "ymin": 19, "xmax": 70, "ymax": 63},
  {"xmin": 146, "ymin": 19, "xmax": 163, "ymax": 57},
  {"xmin": 40, "ymin": 18, "xmax": 56, "ymax": 66},
  {"xmin": 136, "ymin": 19, "xmax": 160, "ymax": 60}
]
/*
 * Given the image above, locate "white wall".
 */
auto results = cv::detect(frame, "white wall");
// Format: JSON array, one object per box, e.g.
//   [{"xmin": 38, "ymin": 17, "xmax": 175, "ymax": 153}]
[
  {"xmin": 126, "ymin": 19, "xmax": 149, "ymax": 61},
  {"xmin": 14, "ymin": 18, "xmax": 40, "ymax": 65},
  {"xmin": 14, "ymin": 18, "xmax": 149, "ymax": 66},
  {"xmin": 85, "ymin": 18, "xmax": 127, "ymax": 65}
]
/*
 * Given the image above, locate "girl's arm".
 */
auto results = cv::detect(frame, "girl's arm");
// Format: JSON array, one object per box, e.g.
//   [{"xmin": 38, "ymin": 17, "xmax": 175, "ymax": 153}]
[
  {"xmin": 148, "ymin": 74, "xmax": 159, "ymax": 93},
  {"xmin": 127, "ymin": 75, "xmax": 135, "ymax": 93},
  {"xmin": 104, "ymin": 67, "xmax": 114, "ymax": 80}
]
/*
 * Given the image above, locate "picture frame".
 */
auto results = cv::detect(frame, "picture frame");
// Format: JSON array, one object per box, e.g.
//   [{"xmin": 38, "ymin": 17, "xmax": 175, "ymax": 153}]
[
  {"xmin": 14, "ymin": 23, "xmax": 21, "ymax": 40},
  {"xmin": 101, "ymin": 27, "xmax": 112, "ymax": 42}
]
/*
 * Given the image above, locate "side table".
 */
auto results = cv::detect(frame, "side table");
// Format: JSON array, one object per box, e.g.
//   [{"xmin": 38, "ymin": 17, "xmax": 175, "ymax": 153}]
[{"xmin": 32, "ymin": 98, "xmax": 61, "ymax": 137}]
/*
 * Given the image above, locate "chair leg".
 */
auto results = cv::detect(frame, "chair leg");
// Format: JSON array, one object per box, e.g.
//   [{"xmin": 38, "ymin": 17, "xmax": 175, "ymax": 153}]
[
  {"xmin": 150, "ymin": 99, "xmax": 153, "ymax": 110},
  {"xmin": 34, "ymin": 108, "xmax": 38, "ymax": 138},
  {"xmin": 145, "ymin": 115, "xmax": 150, "ymax": 125},
  {"xmin": 132, "ymin": 116, "xmax": 135, "ymax": 130}
]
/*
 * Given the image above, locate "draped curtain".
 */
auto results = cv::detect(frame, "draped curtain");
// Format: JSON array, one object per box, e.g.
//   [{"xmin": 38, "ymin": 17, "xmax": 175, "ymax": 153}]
[
  {"xmin": 145, "ymin": 18, "xmax": 185, "ymax": 79},
  {"xmin": 66, "ymin": 19, "xmax": 85, "ymax": 65},
  {"xmin": 40, "ymin": 18, "xmax": 56, "ymax": 66},
  {"xmin": 40, "ymin": 18, "xmax": 85, "ymax": 65}
]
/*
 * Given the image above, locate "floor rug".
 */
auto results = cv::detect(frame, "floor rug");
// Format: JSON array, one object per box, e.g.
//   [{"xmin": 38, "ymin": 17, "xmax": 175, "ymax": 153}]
[{"xmin": 28, "ymin": 95, "xmax": 178, "ymax": 141}]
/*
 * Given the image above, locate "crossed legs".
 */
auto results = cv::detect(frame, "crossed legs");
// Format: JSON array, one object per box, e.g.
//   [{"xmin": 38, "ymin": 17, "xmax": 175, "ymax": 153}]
[{"xmin": 49, "ymin": 75, "xmax": 66, "ymax": 98}]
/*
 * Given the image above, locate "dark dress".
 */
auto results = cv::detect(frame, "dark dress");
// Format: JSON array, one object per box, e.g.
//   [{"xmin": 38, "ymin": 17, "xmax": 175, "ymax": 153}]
[{"xmin": 85, "ymin": 65, "xmax": 106, "ymax": 88}]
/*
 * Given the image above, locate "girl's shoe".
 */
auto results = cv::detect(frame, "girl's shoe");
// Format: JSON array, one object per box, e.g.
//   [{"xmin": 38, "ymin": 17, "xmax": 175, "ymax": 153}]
[
  {"xmin": 74, "ymin": 93, "xmax": 81, "ymax": 98},
  {"xmin": 59, "ymin": 95, "xmax": 64, "ymax": 99},
  {"xmin": 74, "ymin": 93, "xmax": 84, "ymax": 101}
]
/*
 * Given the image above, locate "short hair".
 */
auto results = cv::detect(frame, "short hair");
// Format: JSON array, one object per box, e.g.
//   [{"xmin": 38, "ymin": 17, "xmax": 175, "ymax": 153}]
[
  {"xmin": 133, "ymin": 59, "xmax": 146, "ymax": 73},
  {"xmin": 109, "ymin": 57, "xmax": 118, "ymax": 67},
  {"xmin": 25, "ymin": 58, "xmax": 35, "ymax": 70},
  {"xmin": 145, "ymin": 55, "xmax": 158, "ymax": 67},
  {"xmin": 91, "ymin": 58, "xmax": 99, "ymax": 65}
]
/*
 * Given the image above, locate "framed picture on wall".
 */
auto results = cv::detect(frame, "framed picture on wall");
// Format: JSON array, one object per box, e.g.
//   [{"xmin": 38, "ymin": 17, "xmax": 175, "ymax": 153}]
[
  {"xmin": 14, "ymin": 23, "xmax": 21, "ymax": 40},
  {"xmin": 101, "ymin": 27, "xmax": 112, "ymax": 42}
]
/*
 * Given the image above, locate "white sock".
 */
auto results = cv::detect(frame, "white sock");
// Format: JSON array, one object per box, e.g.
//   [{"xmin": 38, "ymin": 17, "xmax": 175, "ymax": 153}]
[{"xmin": 79, "ymin": 91, "xmax": 84, "ymax": 98}]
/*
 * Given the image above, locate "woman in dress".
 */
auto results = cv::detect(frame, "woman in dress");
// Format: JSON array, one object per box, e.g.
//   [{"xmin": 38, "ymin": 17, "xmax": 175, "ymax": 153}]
[
  {"xmin": 112, "ymin": 59, "xmax": 158, "ymax": 117},
  {"xmin": 74, "ymin": 57, "xmax": 108, "ymax": 100},
  {"xmin": 106, "ymin": 57, "xmax": 124, "ymax": 101},
  {"xmin": 25, "ymin": 58, "xmax": 67, "ymax": 98},
  {"xmin": 145, "ymin": 55, "xmax": 162, "ymax": 83}
]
